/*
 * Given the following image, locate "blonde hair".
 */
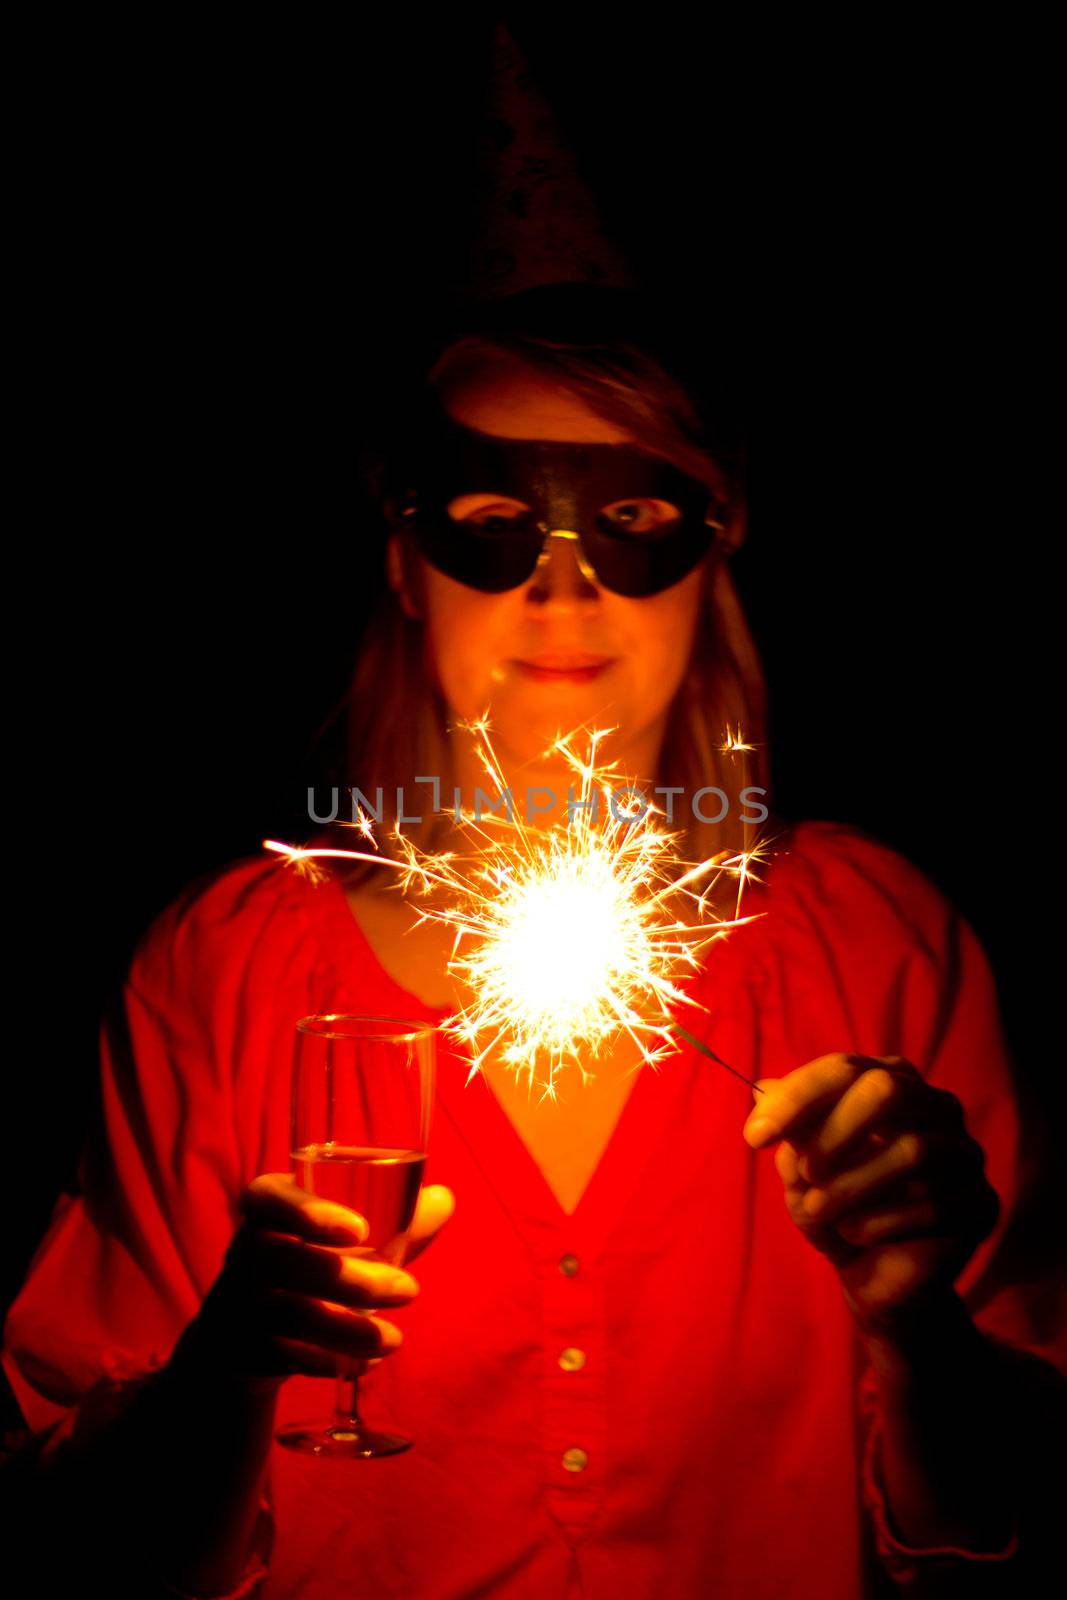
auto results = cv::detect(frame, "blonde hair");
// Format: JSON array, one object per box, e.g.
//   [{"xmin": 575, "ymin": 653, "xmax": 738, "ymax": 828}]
[{"xmin": 320, "ymin": 305, "xmax": 770, "ymax": 898}]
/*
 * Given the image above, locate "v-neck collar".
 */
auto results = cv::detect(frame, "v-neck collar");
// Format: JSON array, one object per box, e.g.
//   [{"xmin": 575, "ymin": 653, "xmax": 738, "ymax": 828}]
[{"xmin": 310, "ymin": 866, "xmax": 729, "ymax": 1265}]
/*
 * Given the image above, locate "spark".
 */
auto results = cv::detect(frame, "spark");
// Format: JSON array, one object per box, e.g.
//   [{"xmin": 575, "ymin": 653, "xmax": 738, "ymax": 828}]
[
  {"xmin": 352, "ymin": 805, "xmax": 380, "ymax": 850},
  {"xmin": 720, "ymin": 725, "xmax": 756, "ymax": 755},
  {"xmin": 265, "ymin": 719, "xmax": 771, "ymax": 1097}
]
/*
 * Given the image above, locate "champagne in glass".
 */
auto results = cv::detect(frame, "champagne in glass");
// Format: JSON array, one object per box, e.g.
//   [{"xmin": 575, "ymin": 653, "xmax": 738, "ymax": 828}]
[
  {"xmin": 291, "ymin": 1145, "xmax": 426, "ymax": 1264},
  {"xmin": 275, "ymin": 1015, "xmax": 436, "ymax": 1458}
]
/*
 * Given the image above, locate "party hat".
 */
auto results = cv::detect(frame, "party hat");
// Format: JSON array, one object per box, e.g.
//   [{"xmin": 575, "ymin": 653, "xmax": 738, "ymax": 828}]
[{"xmin": 463, "ymin": 23, "xmax": 637, "ymax": 300}]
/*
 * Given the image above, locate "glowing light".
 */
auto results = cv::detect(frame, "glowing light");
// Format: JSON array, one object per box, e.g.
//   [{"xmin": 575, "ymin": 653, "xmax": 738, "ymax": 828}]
[
  {"xmin": 720, "ymin": 725, "xmax": 755, "ymax": 754},
  {"xmin": 265, "ymin": 718, "xmax": 770, "ymax": 1097}
]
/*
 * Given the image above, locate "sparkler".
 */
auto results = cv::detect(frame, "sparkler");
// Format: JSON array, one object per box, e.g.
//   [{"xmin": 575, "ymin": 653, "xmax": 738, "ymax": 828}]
[{"xmin": 265, "ymin": 717, "xmax": 771, "ymax": 1101}]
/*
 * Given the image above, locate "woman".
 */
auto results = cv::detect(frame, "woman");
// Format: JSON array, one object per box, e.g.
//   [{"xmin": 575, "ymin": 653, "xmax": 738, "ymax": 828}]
[{"xmin": 2, "ymin": 286, "xmax": 1061, "ymax": 1598}]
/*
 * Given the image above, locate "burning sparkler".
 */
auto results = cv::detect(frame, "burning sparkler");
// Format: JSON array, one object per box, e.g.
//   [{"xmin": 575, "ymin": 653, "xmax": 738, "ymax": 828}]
[{"xmin": 265, "ymin": 718, "xmax": 772, "ymax": 1100}]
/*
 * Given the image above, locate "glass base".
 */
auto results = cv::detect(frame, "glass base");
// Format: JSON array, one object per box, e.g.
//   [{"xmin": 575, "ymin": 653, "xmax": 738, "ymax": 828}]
[{"xmin": 275, "ymin": 1419, "xmax": 413, "ymax": 1458}]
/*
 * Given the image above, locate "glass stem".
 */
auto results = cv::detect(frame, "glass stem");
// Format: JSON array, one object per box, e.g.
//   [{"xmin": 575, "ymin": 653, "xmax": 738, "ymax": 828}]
[{"xmin": 334, "ymin": 1353, "xmax": 363, "ymax": 1432}]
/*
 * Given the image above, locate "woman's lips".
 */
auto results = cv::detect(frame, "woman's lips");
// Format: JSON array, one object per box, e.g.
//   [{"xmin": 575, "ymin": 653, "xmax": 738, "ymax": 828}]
[{"xmin": 512, "ymin": 655, "xmax": 616, "ymax": 684}]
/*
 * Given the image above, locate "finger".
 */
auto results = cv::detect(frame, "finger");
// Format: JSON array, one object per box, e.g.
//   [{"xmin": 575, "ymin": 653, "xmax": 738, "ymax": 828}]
[
  {"xmin": 834, "ymin": 1197, "xmax": 943, "ymax": 1245},
  {"xmin": 239, "ymin": 1173, "xmax": 369, "ymax": 1246},
  {"xmin": 799, "ymin": 1128, "xmax": 962, "ymax": 1224},
  {"xmin": 251, "ymin": 1335, "xmax": 388, "ymax": 1383},
  {"xmin": 743, "ymin": 1054, "xmax": 880, "ymax": 1149},
  {"xmin": 794, "ymin": 1068, "xmax": 965, "ymax": 1183},
  {"xmin": 773, "ymin": 1140, "xmax": 869, "ymax": 1267},
  {"xmin": 833, "ymin": 1169, "xmax": 1002, "ymax": 1250},
  {"xmin": 774, "ymin": 1134, "xmax": 888, "ymax": 1199},
  {"xmin": 232, "ymin": 1230, "xmax": 419, "ymax": 1307},
  {"xmin": 777, "ymin": 1138, "xmax": 929, "ymax": 1205},
  {"xmin": 261, "ymin": 1290, "xmax": 404, "ymax": 1361},
  {"xmin": 775, "ymin": 1139, "xmax": 804, "ymax": 1189},
  {"xmin": 802, "ymin": 1168, "xmax": 931, "ymax": 1221},
  {"xmin": 405, "ymin": 1185, "xmax": 456, "ymax": 1263},
  {"xmin": 271, "ymin": 1338, "xmax": 365, "ymax": 1381}
]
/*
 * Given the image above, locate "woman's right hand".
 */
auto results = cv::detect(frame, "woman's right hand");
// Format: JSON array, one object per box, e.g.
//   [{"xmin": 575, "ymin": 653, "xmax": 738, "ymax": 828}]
[{"xmin": 172, "ymin": 1176, "xmax": 456, "ymax": 1389}]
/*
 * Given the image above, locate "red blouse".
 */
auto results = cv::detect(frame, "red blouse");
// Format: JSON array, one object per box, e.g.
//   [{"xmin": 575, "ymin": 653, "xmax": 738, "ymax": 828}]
[{"xmin": 3, "ymin": 821, "xmax": 1060, "ymax": 1597}]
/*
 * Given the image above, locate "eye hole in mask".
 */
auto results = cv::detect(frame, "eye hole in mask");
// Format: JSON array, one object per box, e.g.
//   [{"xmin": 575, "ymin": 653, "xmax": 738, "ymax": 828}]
[{"xmin": 597, "ymin": 500, "xmax": 687, "ymax": 540}]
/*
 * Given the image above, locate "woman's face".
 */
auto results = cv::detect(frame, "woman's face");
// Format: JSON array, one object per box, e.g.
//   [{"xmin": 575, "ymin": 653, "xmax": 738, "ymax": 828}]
[{"xmin": 388, "ymin": 359, "xmax": 709, "ymax": 778}]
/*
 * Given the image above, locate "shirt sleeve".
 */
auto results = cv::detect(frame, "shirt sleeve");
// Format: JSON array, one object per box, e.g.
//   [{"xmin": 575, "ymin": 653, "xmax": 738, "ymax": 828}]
[
  {"xmin": 807, "ymin": 828, "xmax": 1067, "ymax": 1587},
  {"xmin": 1, "ymin": 858, "xmax": 287, "ymax": 1598}
]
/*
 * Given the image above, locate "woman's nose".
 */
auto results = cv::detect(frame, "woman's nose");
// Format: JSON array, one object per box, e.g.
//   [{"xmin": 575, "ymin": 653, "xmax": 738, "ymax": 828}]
[{"xmin": 525, "ymin": 531, "xmax": 600, "ymax": 606}]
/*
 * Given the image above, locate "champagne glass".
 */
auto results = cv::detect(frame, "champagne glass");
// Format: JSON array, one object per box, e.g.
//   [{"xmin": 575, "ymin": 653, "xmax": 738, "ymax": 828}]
[{"xmin": 275, "ymin": 1014, "xmax": 436, "ymax": 1458}]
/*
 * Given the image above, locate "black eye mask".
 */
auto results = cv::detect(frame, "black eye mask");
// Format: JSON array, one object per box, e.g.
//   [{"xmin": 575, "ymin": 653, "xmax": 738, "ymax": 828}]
[{"xmin": 390, "ymin": 402, "xmax": 726, "ymax": 598}]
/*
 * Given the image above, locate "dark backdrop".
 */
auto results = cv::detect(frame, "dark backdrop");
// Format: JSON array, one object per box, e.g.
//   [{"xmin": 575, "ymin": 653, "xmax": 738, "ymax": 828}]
[{"xmin": 8, "ymin": 21, "xmax": 1058, "ymax": 1316}]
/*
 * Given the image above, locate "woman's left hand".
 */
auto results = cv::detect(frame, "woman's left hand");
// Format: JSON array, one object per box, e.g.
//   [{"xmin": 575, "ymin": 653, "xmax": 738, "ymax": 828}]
[{"xmin": 742, "ymin": 1053, "xmax": 1001, "ymax": 1339}]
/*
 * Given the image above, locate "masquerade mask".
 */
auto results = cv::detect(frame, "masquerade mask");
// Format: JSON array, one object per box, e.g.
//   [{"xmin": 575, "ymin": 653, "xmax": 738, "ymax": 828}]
[{"xmin": 390, "ymin": 401, "xmax": 729, "ymax": 598}]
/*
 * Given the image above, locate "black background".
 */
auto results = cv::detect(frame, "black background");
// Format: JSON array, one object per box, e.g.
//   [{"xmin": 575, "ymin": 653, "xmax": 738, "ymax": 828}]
[{"xmin": 7, "ymin": 20, "xmax": 1060, "ymax": 1313}]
